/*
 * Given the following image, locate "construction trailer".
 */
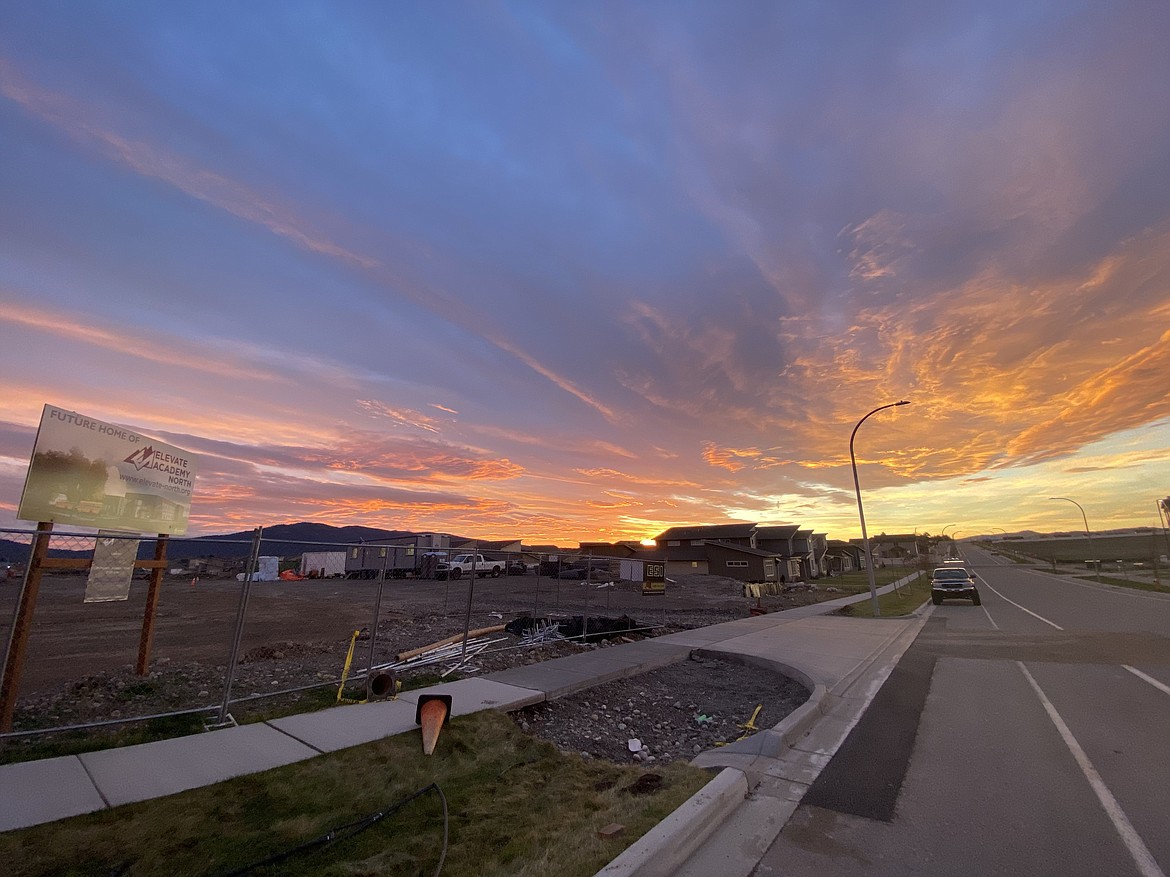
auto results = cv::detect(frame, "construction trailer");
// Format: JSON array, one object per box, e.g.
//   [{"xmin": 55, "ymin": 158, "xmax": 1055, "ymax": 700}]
[{"xmin": 344, "ymin": 533, "xmax": 452, "ymax": 579}]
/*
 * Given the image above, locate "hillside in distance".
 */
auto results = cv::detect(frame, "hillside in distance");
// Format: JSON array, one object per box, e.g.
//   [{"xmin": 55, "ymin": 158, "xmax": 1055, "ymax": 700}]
[{"xmin": 0, "ymin": 522, "xmax": 431, "ymax": 564}]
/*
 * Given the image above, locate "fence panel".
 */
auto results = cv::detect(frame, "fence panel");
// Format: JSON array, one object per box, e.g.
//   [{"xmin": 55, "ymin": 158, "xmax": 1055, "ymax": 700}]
[{"xmin": 1, "ymin": 530, "xmax": 744, "ymax": 739}]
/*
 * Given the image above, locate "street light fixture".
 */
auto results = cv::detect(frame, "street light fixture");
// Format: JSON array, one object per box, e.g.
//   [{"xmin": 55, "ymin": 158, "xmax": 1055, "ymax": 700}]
[
  {"xmin": 850, "ymin": 400, "xmax": 911, "ymax": 617},
  {"xmin": 1049, "ymin": 496, "xmax": 1101, "ymax": 583},
  {"xmin": 940, "ymin": 523, "xmax": 957, "ymax": 556}
]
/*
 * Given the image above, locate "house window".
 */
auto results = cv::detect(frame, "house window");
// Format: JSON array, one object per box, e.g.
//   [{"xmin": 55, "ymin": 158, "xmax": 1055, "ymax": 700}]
[
  {"xmin": 764, "ymin": 560, "xmax": 775, "ymax": 574},
  {"xmin": 726, "ymin": 560, "xmax": 749, "ymax": 568},
  {"xmin": 668, "ymin": 540, "xmax": 681, "ymax": 547},
  {"xmin": 691, "ymin": 561, "xmax": 698, "ymax": 568},
  {"xmin": 406, "ymin": 547, "xmax": 415, "ymax": 556},
  {"xmin": 379, "ymin": 547, "xmax": 387, "ymax": 557},
  {"xmin": 690, "ymin": 540, "xmax": 705, "ymax": 546},
  {"xmin": 351, "ymin": 548, "xmax": 359, "ymax": 559}
]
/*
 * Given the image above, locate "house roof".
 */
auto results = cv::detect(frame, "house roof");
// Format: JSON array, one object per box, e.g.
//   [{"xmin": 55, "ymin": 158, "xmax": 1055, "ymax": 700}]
[
  {"xmin": 755, "ymin": 524, "xmax": 800, "ymax": 540},
  {"xmin": 578, "ymin": 541, "xmax": 640, "ymax": 557},
  {"xmin": 705, "ymin": 541, "xmax": 785, "ymax": 559},
  {"xmin": 826, "ymin": 543, "xmax": 861, "ymax": 555},
  {"xmin": 653, "ymin": 523, "xmax": 757, "ymax": 541}
]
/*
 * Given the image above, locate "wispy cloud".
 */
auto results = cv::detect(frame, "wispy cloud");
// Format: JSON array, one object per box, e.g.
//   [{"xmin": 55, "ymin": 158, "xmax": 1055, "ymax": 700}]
[{"xmin": 2, "ymin": 5, "xmax": 1169, "ymax": 541}]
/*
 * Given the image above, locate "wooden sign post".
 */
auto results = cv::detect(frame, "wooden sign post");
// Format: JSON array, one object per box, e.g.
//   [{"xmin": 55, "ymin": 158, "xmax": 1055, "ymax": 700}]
[
  {"xmin": 135, "ymin": 534, "xmax": 169, "ymax": 676},
  {"xmin": 0, "ymin": 522, "xmax": 53, "ymax": 733}
]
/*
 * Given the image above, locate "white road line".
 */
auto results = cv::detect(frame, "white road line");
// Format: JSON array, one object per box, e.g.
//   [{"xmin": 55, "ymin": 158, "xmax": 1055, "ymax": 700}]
[
  {"xmin": 981, "ymin": 605, "xmax": 999, "ymax": 630},
  {"xmin": 1123, "ymin": 665, "xmax": 1170, "ymax": 697},
  {"xmin": 983, "ymin": 582, "xmax": 1064, "ymax": 630},
  {"xmin": 1018, "ymin": 662, "xmax": 1165, "ymax": 877}
]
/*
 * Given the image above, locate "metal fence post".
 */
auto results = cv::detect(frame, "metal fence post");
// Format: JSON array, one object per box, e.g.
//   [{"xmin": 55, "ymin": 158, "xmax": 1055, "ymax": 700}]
[
  {"xmin": 582, "ymin": 554, "xmax": 591, "ymax": 643},
  {"xmin": 443, "ymin": 547, "xmax": 452, "ymax": 614},
  {"xmin": 213, "ymin": 526, "xmax": 263, "ymax": 729},
  {"xmin": 459, "ymin": 544, "xmax": 477, "ymax": 661},
  {"xmin": 365, "ymin": 546, "xmax": 389, "ymax": 678}
]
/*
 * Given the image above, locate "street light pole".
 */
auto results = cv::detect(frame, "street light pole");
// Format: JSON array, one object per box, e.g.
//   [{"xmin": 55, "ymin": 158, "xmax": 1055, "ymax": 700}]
[
  {"xmin": 851, "ymin": 400, "xmax": 911, "ymax": 617},
  {"xmin": 1050, "ymin": 496, "xmax": 1100, "ymax": 583}
]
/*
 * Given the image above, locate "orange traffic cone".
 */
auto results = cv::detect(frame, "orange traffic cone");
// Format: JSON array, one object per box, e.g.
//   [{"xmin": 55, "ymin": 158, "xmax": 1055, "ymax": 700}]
[{"xmin": 416, "ymin": 694, "xmax": 452, "ymax": 756}]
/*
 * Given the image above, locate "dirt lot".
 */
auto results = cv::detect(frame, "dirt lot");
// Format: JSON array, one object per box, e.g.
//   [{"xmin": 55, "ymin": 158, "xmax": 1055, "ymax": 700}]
[{"xmin": 1, "ymin": 570, "xmax": 849, "ymax": 760}]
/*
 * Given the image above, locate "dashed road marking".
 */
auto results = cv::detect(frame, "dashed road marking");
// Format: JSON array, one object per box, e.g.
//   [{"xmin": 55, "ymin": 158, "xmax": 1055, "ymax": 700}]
[
  {"xmin": 982, "ymin": 582, "xmax": 1064, "ymax": 630},
  {"xmin": 1123, "ymin": 665, "xmax": 1170, "ymax": 697},
  {"xmin": 1018, "ymin": 662, "xmax": 1165, "ymax": 877}
]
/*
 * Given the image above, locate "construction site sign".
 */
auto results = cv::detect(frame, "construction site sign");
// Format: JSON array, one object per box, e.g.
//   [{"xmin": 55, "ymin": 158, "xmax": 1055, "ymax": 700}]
[
  {"xmin": 16, "ymin": 405, "xmax": 198, "ymax": 535},
  {"xmin": 642, "ymin": 561, "xmax": 666, "ymax": 596}
]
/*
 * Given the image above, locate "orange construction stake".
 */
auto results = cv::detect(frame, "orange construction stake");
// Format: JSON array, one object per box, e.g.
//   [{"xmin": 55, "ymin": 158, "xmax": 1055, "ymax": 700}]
[{"xmin": 415, "ymin": 694, "xmax": 452, "ymax": 756}]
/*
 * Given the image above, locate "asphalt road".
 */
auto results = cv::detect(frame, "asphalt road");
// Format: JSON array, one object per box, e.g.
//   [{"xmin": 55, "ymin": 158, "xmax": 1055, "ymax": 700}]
[{"xmin": 756, "ymin": 544, "xmax": 1170, "ymax": 877}]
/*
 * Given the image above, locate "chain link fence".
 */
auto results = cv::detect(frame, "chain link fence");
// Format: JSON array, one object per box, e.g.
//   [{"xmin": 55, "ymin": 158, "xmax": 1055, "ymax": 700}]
[{"xmin": 1, "ymin": 527, "xmax": 697, "ymax": 740}]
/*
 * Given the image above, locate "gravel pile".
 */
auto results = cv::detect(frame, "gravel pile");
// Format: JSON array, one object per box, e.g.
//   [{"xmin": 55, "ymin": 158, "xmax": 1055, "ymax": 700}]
[{"xmin": 512, "ymin": 652, "xmax": 809, "ymax": 764}]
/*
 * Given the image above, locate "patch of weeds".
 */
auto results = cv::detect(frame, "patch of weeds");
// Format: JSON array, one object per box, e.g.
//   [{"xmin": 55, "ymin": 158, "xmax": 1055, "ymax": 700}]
[{"xmin": 115, "ymin": 682, "xmax": 157, "ymax": 701}]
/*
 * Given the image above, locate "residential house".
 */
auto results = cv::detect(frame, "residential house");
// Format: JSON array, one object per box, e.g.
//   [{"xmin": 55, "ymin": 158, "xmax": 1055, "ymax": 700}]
[
  {"xmin": 851, "ymin": 534, "xmax": 925, "ymax": 567},
  {"xmin": 825, "ymin": 540, "xmax": 863, "ymax": 574},
  {"xmin": 652, "ymin": 523, "xmax": 757, "ymax": 576},
  {"xmin": 791, "ymin": 529, "xmax": 823, "ymax": 580},
  {"xmin": 754, "ymin": 524, "xmax": 803, "ymax": 581},
  {"xmin": 704, "ymin": 541, "xmax": 785, "ymax": 583}
]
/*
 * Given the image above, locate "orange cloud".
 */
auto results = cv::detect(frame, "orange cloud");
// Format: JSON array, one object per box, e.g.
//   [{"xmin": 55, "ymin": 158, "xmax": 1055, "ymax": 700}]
[{"xmin": 573, "ymin": 467, "xmax": 699, "ymax": 488}]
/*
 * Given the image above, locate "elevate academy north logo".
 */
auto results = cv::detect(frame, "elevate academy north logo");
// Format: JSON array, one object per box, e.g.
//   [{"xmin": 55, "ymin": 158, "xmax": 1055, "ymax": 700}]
[{"xmin": 124, "ymin": 445, "xmax": 157, "ymax": 471}]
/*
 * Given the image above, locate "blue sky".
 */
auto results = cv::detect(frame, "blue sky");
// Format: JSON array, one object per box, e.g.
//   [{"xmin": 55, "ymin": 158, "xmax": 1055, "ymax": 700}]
[{"xmin": 2, "ymin": 1, "xmax": 1169, "ymax": 542}]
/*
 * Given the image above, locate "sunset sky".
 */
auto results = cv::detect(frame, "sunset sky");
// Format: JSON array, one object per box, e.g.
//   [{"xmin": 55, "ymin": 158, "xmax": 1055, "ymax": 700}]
[{"xmin": 2, "ymin": 2, "xmax": 1169, "ymax": 544}]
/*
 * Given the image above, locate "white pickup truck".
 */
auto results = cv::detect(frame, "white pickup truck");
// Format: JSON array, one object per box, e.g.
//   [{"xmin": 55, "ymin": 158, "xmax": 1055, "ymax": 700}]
[{"xmin": 436, "ymin": 553, "xmax": 505, "ymax": 579}]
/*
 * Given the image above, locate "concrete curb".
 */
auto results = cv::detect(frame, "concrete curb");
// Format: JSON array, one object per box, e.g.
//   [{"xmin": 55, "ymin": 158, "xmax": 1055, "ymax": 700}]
[
  {"xmin": 595, "ymin": 767, "xmax": 749, "ymax": 877},
  {"xmin": 593, "ymin": 577, "xmax": 929, "ymax": 877}
]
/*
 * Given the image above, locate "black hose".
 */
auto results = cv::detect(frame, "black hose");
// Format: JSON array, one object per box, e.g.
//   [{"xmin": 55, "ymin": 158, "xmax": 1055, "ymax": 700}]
[{"xmin": 216, "ymin": 781, "xmax": 449, "ymax": 876}]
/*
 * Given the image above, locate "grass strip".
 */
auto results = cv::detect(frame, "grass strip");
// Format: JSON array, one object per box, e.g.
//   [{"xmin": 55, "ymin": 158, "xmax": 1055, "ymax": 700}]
[
  {"xmin": 1, "ymin": 710, "xmax": 712, "ymax": 877},
  {"xmin": 813, "ymin": 567, "xmax": 913, "ymax": 595},
  {"xmin": 845, "ymin": 572, "xmax": 930, "ymax": 618},
  {"xmin": 1045, "ymin": 571, "xmax": 1170, "ymax": 593}
]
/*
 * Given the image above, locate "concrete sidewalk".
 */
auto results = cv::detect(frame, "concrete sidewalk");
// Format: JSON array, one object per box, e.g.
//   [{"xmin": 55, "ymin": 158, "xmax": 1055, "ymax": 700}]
[{"xmin": 0, "ymin": 576, "xmax": 923, "ymax": 845}]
